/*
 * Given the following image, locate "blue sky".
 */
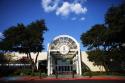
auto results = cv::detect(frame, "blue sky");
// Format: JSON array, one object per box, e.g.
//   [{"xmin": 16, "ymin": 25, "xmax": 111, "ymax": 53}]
[{"xmin": 0, "ymin": 0, "xmax": 122, "ymax": 51}]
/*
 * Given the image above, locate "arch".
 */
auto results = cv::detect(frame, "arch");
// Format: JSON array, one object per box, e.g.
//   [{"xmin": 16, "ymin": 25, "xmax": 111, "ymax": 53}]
[
  {"xmin": 49, "ymin": 35, "xmax": 79, "ymax": 59},
  {"xmin": 47, "ymin": 35, "xmax": 82, "ymax": 76},
  {"xmin": 52, "ymin": 35, "xmax": 79, "ymax": 46}
]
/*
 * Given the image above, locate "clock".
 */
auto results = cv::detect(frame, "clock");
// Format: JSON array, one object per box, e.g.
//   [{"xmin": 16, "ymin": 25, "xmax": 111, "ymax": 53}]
[{"xmin": 59, "ymin": 45, "xmax": 69, "ymax": 55}]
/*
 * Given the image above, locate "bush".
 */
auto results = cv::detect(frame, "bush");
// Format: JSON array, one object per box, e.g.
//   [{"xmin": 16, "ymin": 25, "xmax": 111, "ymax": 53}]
[
  {"xmin": 83, "ymin": 71, "xmax": 92, "ymax": 77},
  {"xmin": 22, "ymin": 69, "xmax": 32, "ymax": 75},
  {"xmin": 13, "ymin": 69, "xmax": 32, "ymax": 76},
  {"xmin": 32, "ymin": 71, "xmax": 47, "ymax": 77},
  {"xmin": 13, "ymin": 69, "xmax": 22, "ymax": 76},
  {"xmin": 40, "ymin": 73, "xmax": 47, "ymax": 77},
  {"xmin": 83, "ymin": 71, "xmax": 125, "ymax": 76}
]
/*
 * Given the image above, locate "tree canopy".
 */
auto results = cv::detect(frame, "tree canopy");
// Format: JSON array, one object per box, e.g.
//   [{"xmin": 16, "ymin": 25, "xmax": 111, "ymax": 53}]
[
  {"xmin": 80, "ymin": 2, "xmax": 125, "ymax": 72},
  {"xmin": 0, "ymin": 20, "xmax": 48, "ymax": 72}
]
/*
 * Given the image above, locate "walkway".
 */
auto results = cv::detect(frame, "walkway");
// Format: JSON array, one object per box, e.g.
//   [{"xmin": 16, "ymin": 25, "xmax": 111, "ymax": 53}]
[
  {"xmin": 0, "ymin": 76, "xmax": 125, "ymax": 83},
  {"xmin": 1, "ymin": 75, "xmax": 125, "ymax": 81}
]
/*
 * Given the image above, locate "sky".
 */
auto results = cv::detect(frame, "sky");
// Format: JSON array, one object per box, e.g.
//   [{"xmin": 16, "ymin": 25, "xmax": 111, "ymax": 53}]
[{"xmin": 0, "ymin": 0, "xmax": 123, "ymax": 51}]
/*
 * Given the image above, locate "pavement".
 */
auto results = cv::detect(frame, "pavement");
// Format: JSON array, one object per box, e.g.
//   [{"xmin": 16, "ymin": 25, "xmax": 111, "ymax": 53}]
[
  {"xmin": 0, "ymin": 76, "xmax": 125, "ymax": 83},
  {"xmin": 21, "ymin": 76, "xmax": 125, "ymax": 80}
]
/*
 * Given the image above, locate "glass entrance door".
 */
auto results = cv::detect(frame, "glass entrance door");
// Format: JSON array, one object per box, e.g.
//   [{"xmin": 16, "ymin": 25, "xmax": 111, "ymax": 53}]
[
  {"xmin": 55, "ymin": 65, "xmax": 72, "ymax": 74},
  {"xmin": 54, "ymin": 60, "xmax": 73, "ymax": 74}
]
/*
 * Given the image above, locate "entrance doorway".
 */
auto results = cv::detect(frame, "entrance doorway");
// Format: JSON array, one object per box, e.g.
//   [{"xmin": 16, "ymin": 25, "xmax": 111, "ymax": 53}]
[
  {"xmin": 53, "ymin": 59, "xmax": 74, "ymax": 75},
  {"xmin": 54, "ymin": 65, "xmax": 73, "ymax": 74},
  {"xmin": 47, "ymin": 35, "xmax": 82, "ymax": 76}
]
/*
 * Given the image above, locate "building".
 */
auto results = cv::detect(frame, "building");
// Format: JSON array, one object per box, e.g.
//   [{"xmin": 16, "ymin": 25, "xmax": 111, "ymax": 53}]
[{"xmin": 12, "ymin": 35, "xmax": 105, "ymax": 76}]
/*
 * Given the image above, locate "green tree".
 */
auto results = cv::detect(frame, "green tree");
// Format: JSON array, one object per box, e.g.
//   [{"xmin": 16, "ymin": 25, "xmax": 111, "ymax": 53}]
[
  {"xmin": 0, "ymin": 20, "xmax": 48, "ymax": 73},
  {"xmin": 105, "ymin": 2, "xmax": 125, "ymax": 44},
  {"xmin": 80, "ymin": 24, "xmax": 106, "ymax": 50},
  {"xmin": 80, "ymin": 24, "xmax": 109, "ymax": 72},
  {"xmin": 105, "ymin": 2, "xmax": 125, "ymax": 71},
  {"xmin": 80, "ymin": 1, "xmax": 125, "ymax": 72}
]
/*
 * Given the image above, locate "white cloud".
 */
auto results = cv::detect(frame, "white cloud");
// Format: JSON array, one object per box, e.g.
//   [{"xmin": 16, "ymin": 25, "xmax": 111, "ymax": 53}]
[
  {"xmin": 56, "ymin": 2, "xmax": 87, "ymax": 16},
  {"xmin": 41, "ymin": 0, "xmax": 88, "ymax": 20},
  {"xmin": 71, "ymin": 3, "xmax": 87, "ymax": 14},
  {"xmin": 80, "ymin": 17, "xmax": 85, "ymax": 21},
  {"xmin": 71, "ymin": 17, "xmax": 86, "ymax": 21},
  {"xmin": 71, "ymin": 17, "xmax": 77, "ymax": 20},
  {"xmin": 56, "ymin": 2, "xmax": 71, "ymax": 16},
  {"xmin": 42, "ymin": 0, "xmax": 59, "ymax": 12},
  {"xmin": 0, "ymin": 32, "xmax": 3, "ymax": 36},
  {"xmin": 0, "ymin": 32, "xmax": 3, "ymax": 39}
]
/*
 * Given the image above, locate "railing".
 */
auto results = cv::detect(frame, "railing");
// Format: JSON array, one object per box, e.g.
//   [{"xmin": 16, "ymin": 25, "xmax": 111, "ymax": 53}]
[{"xmin": 53, "ymin": 65, "xmax": 75, "ymax": 75}]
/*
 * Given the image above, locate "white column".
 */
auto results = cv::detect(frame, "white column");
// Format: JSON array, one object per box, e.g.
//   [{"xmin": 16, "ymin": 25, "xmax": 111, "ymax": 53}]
[
  {"xmin": 47, "ymin": 53, "xmax": 50, "ymax": 76},
  {"xmin": 78, "ymin": 43, "xmax": 82, "ymax": 75},
  {"xmin": 47, "ymin": 43, "xmax": 51, "ymax": 76},
  {"xmin": 50, "ymin": 57, "xmax": 53, "ymax": 74},
  {"xmin": 76, "ymin": 55, "xmax": 79, "ymax": 74}
]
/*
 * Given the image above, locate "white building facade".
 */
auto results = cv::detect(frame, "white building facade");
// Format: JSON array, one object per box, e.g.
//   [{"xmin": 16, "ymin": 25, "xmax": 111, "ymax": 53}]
[{"xmin": 12, "ymin": 35, "xmax": 105, "ymax": 76}]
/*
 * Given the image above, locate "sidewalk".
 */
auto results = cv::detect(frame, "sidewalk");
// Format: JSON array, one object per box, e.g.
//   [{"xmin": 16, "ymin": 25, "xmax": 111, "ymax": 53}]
[
  {"xmin": 20, "ymin": 76, "xmax": 125, "ymax": 80},
  {"xmin": 0, "ymin": 76, "xmax": 125, "ymax": 81}
]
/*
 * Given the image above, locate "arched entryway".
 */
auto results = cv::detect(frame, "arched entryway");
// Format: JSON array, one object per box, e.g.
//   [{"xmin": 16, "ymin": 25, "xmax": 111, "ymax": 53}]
[{"xmin": 47, "ymin": 35, "xmax": 82, "ymax": 76}]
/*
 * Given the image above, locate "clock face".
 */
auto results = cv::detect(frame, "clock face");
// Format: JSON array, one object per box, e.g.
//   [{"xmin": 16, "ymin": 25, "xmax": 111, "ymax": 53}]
[{"xmin": 59, "ymin": 45, "xmax": 69, "ymax": 55}]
